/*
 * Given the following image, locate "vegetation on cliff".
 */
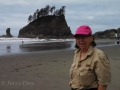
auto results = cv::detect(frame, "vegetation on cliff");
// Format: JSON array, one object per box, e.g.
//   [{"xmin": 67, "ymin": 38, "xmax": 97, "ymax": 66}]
[{"xmin": 28, "ymin": 5, "xmax": 66, "ymax": 23}]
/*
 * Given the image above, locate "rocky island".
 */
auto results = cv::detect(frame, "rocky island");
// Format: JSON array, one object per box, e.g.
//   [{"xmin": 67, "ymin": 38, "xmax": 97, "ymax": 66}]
[{"xmin": 18, "ymin": 5, "xmax": 72, "ymax": 38}]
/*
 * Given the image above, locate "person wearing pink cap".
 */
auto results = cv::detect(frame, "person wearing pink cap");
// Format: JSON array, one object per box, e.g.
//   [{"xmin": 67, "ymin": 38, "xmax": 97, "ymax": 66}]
[{"xmin": 69, "ymin": 25, "xmax": 111, "ymax": 90}]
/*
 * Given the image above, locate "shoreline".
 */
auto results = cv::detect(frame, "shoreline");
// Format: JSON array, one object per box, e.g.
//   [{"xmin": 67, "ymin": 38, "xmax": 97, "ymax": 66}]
[
  {"xmin": 0, "ymin": 38, "xmax": 118, "ymax": 56},
  {"xmin": 0, "ymin": 44, "xmax": 120, "ymax": 90}
]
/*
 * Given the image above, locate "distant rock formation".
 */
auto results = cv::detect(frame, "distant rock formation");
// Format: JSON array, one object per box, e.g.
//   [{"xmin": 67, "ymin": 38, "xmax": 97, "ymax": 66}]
[
  {"xmin": 18, "ymin": 15, "xmax": 72, "ymax": 38},
  {"xmin": 6, "ymin": 28, "xmax": 13, "ymax": 37},
  {"xmin": 94, "ymin": 29, "xmax": 116, "ymax": 38},
  {"xmin": 0, "ymin": 28, "xmax": 13, "ymax": 37}
]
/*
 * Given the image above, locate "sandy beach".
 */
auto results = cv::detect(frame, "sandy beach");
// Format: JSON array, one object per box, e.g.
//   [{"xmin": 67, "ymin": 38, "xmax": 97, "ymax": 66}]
[{"xmin": 0, "ymin": 44, "xmax": 120, "ymax": 90}]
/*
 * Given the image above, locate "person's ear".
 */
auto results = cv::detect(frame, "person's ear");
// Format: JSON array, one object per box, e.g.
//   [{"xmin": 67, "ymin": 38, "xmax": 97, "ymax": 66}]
[{"xmin": 90, "ymin": 36, "xmax": 93, "ymax": 42}]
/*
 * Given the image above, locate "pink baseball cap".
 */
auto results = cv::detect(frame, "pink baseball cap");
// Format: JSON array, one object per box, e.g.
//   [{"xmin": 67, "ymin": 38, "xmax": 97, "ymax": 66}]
[{"xmin": 73, "ymin": 25, "xmax": 92, "ymax": 36}]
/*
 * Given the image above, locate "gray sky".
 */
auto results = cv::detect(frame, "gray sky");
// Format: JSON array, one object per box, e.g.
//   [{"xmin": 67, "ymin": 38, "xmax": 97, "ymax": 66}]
[{"xmin": 0, "ymin": 0, "xmax": 120, "ymax": 36}]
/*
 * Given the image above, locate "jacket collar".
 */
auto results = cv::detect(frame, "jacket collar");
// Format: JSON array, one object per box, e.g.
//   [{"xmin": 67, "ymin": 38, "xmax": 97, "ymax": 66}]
[{"xmin": 74, "ymin": 46, "xmax": 93, "ymax": 60}]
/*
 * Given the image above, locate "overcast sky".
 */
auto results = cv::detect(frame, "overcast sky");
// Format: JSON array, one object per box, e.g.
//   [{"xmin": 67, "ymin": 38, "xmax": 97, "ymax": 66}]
[{"xmin": 0, "ymin": 0, "xmax": 120, "ymax": 36}]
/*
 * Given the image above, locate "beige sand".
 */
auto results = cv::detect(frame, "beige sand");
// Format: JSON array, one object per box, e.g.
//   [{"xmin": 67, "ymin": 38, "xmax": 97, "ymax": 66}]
[{"xmin": 0, "ymin": 45, "xmax": 120, "ymax": 90}]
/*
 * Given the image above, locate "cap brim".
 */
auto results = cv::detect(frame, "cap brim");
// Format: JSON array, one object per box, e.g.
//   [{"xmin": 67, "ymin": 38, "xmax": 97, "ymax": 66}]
[{"xmin": 73, "ymin": 33, "xmax": 91, "ymax": 36}]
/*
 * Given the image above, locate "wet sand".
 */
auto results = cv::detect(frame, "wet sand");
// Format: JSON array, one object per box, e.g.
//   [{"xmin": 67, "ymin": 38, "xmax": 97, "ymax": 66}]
[{"xmin": 0, "ymin": 45, "xmax": 120, "ymax": 90}]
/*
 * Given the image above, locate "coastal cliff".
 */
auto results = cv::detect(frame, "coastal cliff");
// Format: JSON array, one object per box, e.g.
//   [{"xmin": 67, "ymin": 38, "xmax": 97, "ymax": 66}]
[
  {"xmin": 94, "ymin": 28, "xmax": 120, "ymax": 39},
  {"xmin": 18, "ymin": 15, "xmax": 72, "ymax": 38}
]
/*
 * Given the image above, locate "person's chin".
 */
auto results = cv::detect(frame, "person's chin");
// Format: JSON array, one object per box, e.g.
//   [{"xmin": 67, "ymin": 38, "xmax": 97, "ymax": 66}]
[{"xmin": 80, "ymin": 45, "xmax": 86, "ymax": 49}]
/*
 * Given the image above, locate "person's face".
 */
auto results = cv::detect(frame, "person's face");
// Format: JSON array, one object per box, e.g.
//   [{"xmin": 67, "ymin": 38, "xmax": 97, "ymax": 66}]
[{"xmin": 75, "ymin": 35, "xmax": 93, "ymax": 50}]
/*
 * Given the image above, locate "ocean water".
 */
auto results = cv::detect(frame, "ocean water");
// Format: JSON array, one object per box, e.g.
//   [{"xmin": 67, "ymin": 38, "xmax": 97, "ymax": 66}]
[
  {"xmin": 0, "ymin": 37, "xmax": 117, "ymax": 56},
  {"xmin": 0, "ymin": 37, "xmax": 75, "ymax": 56}
]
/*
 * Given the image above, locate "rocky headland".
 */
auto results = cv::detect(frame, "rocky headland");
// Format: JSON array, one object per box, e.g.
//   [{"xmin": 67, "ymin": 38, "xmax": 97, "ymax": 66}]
[{"xmin": 94, "ymin": 28, "xmax": 120, "ymax": 39}]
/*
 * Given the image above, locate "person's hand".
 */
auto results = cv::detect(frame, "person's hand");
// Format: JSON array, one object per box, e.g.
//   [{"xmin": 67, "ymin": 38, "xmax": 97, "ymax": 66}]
[{"xmin": 98, "ymin": 85, "xmax": 107, "ymax": 90}]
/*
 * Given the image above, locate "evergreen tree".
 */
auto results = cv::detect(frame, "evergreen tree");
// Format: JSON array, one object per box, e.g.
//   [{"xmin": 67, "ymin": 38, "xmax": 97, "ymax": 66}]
[
  {"xmin": 50, "ymin": 6, "xmax": 54, "ymax": 15},
  {"xmin": 33, "ymin": 12, "xmax": 37, "ymax": 20},
  {"xmin": 45, "ymin": 5, "xmax": 50, "ymax": 16},
  {"xmin": 54, "ymin": 9, "xmax": 59, "ymax": 16},
  {"xmin": 27, "ymin": 5, "xmax": 66, "ymax": 23},
  {"xmin": 61, "ymin": 6, "xmax": 66, "ymax": 15},
  {"xmin": 28, "ymin": 15, "xmax": 33, "ymax": 23},
  {"xmin": 36, "ymin": 9, "xmax": 39, "ymax": 19}
]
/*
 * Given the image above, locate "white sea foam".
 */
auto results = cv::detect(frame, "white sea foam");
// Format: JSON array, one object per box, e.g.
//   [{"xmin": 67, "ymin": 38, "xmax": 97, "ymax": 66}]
[{"xmin": 0, "ymin": 37, "xmax": 75, "ymax": 43}]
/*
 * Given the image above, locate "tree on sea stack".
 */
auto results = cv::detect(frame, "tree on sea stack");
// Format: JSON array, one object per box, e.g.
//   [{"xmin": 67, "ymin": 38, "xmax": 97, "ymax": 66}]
[
  {"xmin": 28, "ymin": 15, "xmax": 33, "ymax": 23},
  {"xmin": 28, "ymin": 5, "xmax": 66, "ymax": 23}
]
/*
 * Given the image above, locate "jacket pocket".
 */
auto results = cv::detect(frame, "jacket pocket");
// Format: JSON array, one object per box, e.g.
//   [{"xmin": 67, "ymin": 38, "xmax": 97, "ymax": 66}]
[
  {"xmin": 80, "ymin": 68, "xmax": 96, "ymax": 87},
  {"xmin": 70, "ymin": 69, "xmax": 82, "ymax": 87}
]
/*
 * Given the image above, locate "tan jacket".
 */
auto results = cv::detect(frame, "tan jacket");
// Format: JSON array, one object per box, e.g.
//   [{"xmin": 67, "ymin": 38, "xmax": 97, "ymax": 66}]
[{"xmin": 69, "ymin": 46, "xmax": 111, "ymax": 89}]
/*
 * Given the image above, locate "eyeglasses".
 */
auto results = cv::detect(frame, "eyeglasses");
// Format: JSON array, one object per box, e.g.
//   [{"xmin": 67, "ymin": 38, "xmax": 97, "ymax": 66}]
[{"xmin": 75, "ymin": 35, "xmax": 91, "ymax": 39}]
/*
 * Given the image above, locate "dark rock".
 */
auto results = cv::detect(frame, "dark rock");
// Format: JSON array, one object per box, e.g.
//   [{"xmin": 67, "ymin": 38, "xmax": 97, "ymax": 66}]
[
  {"xmin": 6, "ymin": 28, "xmax": 13, "ymax": 37},
  {"xmin": 18, "ymin": 15, "xmax": 72, "ymax": 38},
  {"xmin": 0, "ymin": 28, "xmax": 13, "ymax": 37}
]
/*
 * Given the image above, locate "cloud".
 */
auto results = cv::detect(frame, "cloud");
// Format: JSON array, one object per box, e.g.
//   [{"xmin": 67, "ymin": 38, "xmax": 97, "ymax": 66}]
[
  {"xmin": 0, "ymin": 0, "xmax": 120, "ymax": 36},
  {"xmin": 0, "ymin": 18, "xmax": 5, "ymax": 22},
  {"xmin": 0, "ymin": 0, "xmax": 115, "ymax": 6},
  {"xmin": 0, "ymin": 0, "xmax": 29, "ymax": 5}
]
